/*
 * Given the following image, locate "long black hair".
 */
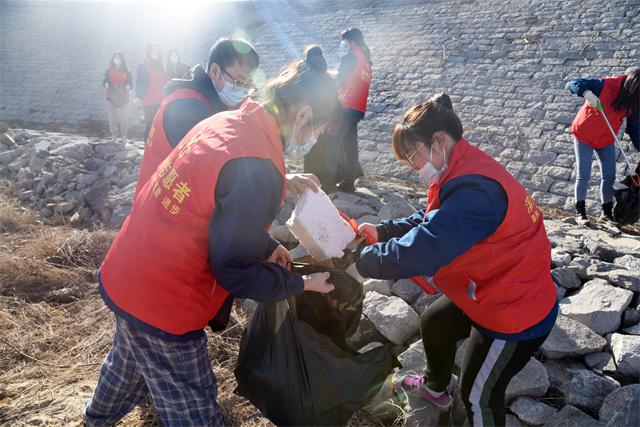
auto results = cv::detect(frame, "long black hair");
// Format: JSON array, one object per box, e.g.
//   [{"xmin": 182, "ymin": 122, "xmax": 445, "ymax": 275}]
[
  {"xmin": 612, "ymin": 69, "xmax": 639, "ymax": 117},
  {"xmin": 341, "ymin": 28, "xmax": 372, "ymax": 66},
  {"xmin": 144, "ymin": 42, "xmax": 163, "ymax": 71},
  {"xmin": 109, "ymin": 51, "xmax": 128, "ymax": 72}
]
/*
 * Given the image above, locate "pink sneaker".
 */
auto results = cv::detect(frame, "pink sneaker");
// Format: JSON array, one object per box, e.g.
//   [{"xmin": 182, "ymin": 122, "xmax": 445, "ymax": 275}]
[{"xmin": 401, "ymin": 374, "xmax": 452, "ymax": 409}]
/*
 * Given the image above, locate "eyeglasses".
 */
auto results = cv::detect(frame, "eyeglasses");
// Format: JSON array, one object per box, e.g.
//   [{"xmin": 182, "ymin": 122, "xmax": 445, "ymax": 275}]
[
  {"xmin": 219, "ymin": 65, "xmax": 252, "ymax": 90},
  {"xmin": 406, "ymin": 142, "xmax": 425, "ymax": 168}
]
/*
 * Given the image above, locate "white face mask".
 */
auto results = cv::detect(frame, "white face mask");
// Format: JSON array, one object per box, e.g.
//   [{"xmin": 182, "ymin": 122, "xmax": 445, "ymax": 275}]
[
  {"xmin": 150, "ymin": 53, "xmax": 159, "ymax": 60},
  {"xmin": 418, "ymin": 145, "xmax": 448, "ymax": 184},
  {"xmin": 215, "ymin": 80, "xmax": 246, "ymax": 107},
  {"xmin": 340, "ymin": 40, "xmax": 348, "ymax": 53},
  {"xmin": 284, "ymin": 113, "xmax": 317, "ymax": 158},
  {"xmin": 113, "ymin": 58, "xmax": 121, "ymax": 66},
  {"xmin": 170, "ymin": 56, "xmax": 179, "ymax": 64}
]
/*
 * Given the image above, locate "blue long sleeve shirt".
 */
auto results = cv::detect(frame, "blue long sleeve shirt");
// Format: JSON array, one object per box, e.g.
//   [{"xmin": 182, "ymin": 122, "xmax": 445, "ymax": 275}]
[
  {"xmin": 162, "ymin": 65, "xmax": 228, "ymax": 148},
  {"xmin": 355, "ymin": 175, "xmax": 508, "ymax": 280},
  {"xmin": 208, "ymin": 157, "xmax": 304, "ymax": 301}
]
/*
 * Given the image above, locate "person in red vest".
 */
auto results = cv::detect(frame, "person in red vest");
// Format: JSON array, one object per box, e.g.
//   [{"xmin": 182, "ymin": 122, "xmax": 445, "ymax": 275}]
[
  {"xmin": 103, "ymin": 51, "xmax": 132, "ymax": 145},
  {"xmin": 165, "ymin": 48, "xmax": 189, "ymax": 81},
  {"xmin": 81, "ymin": 60, "xmax": 343, "ymax": 427},
  {"xmin": 135, "ymin": 42, "xmax": 165, "ymax": 143},
  {"xmin": 323, "ymin": 28, "xmax": 372, "ymax": 193},
  {"xmin": 568, "ymin": 69, "xmax": 639, "ymax": 227},
  {"xmin": 134, "ymin": 37, "xmax": 259, "ymax": 199},
  {"xmin": 351, "ymin": 94, "xmax": 558, "ymax": 426}
]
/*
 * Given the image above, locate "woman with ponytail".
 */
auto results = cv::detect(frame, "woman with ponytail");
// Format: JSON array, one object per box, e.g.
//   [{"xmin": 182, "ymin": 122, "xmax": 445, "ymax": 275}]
[
  {"xmin": 324, "ymin": 28, "xmax": 372, "ymax": 193},
  {"xmin": 351, "ymin": 94, "xmax": 558, "ymax": 426}
]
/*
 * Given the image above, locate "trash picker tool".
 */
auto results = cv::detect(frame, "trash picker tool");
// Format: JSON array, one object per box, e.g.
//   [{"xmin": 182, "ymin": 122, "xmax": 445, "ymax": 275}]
[
  {"xmin": 597, "ymin": 101, "xmax": 640, "ymax": 187},
  {"xmin": 338, "ymin": 210, "xmax": 437, "ymax": 295}
]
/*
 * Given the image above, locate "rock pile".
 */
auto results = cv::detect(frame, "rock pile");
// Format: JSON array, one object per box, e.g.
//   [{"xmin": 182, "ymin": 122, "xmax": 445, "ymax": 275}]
[
  {"xmin": 0, "ymin": 127, "xmax": 142, "ymax": 228},
  {"xmin": 1, "ymin": 125, "xmax": 639, "ymax": 425}
]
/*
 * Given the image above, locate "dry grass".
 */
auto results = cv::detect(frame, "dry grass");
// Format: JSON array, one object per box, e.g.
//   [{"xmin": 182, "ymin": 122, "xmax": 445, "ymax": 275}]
[{"xmin": 0, "ymin": 193, "xmax": 389, "ymax": 426}]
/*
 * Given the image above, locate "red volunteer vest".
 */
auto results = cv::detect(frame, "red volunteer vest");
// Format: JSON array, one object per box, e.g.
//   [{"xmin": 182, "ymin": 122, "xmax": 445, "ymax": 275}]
[
  {"xmin": 135, "ymin": 88, "xmax": 214, "ymax": 198},
  {"xmin": 100, "ymin": 100, "xmax": 286, "ymax": 335},
  {"xmin": 105, "ymin": 68, "xmax": 130, "ymax": 100},
  {"xmin": 572, "ymin": 75, "xmax": 627, "ymax": 149},
  {"xmin": 426, "ymin": 139, "xmax": 557, "ymax": 334},
  {"xmin": 338, "ymin": 46, "xmax": 371, "ymax": 113},
  {"xmin": 141, "ymin": 59, "xmax": 166, "ymax": 106}
]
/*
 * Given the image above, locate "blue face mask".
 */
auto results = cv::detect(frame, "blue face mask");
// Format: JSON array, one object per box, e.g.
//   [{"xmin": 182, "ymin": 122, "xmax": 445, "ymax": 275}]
[
  {"xmin": 284, "ymin": 114, "xmax": 317, "ymax": 158},
  {"xmin": 215, "ymin": 80, "xmax": 246, "ymax": 107},
  {"xmin": 340, "ymin": 40, "xmax": 348, "ymax": 53}
]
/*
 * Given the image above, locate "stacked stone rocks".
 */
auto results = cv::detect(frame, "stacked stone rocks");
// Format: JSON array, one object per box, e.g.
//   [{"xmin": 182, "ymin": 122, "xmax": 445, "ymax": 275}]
[{"xmin": 0, "ymin": 127, "xmax": 141, "ymax": 228}]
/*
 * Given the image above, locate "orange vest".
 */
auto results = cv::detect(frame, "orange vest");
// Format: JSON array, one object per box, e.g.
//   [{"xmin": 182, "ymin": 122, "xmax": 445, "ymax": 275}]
[
  {"xmin": 105, "ymin": 68, "xmax": 129, "ymax": 100},
  {"xmin": 338, "ymin": 46, "xmax": 371, "ymax": 113},
  {"xmin": 141, "ymin": 58, "xmax": 166, "ymax": 106},
  {"xmin": 100, "ymin": 99, "xmax": 286, "ymax": 335},
  {"xmin": 135, "ymin": 88, "xmax": 213, "ymax": 198},
  {"xmin": 427, "ymin": 139, "xmax": 557, "ymax": 334},
  {"xmin": 572, "ymin": 75, "xmax": 627, "ymax": 149}
]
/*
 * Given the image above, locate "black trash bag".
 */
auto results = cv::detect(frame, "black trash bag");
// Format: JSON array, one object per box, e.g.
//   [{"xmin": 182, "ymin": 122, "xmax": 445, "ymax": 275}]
[
  {"xmin": 289, "ymin": 239, "xmax": 368, "ymax": 349},
  {"xmin": 613, "ymin": 174, "xmax": 640, "ymax": 226},
  {"xmin": 288, "ymin": 262, "xmax": 362, "ymax": 351},
  {"xmin": 234, "ymin": 298, "xmax": 397, "ymax": 426}
]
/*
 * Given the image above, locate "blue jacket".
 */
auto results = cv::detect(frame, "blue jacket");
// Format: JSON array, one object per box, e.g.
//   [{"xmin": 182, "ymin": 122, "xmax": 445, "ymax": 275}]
[{"xmin": 162, "ymin": 65, "xmax": 228, "ymax": 148}]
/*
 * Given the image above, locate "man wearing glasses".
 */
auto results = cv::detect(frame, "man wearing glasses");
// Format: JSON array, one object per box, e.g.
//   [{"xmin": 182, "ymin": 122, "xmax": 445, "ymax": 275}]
[{"xmin": 134, "ymin": 37, "xmax": 259, "ymax": 198}]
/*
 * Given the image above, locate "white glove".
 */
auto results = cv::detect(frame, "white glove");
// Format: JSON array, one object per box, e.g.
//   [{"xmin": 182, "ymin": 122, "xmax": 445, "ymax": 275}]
[
  {"xmin": 104, "ymin": 83, "xmax": 110, "ymax": 89},
  {"xmin": 125, "ymin": 85, "xmax": 131, "ymax": 90},
  {"xmin": 583, "ymin": 90, "xmax": 599, "ymax": 108}
]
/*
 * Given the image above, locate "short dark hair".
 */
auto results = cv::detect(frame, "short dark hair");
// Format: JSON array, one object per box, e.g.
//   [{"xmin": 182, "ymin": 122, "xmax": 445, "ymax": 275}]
[
  {"xmin": 392, "ymin": 93, "xmax": 463, "ymax": 163},
  {"xmin": 206, "ymin": 37, "xmax": 259, "ymax": 74}
]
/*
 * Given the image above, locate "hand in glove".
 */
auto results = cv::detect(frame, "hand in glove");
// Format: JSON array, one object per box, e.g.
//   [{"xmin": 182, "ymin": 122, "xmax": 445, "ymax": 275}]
[
  {"xmin": 583, "ymin": 90, "xmax": 599, "ymax": 108},
  {"xmin": 104, "ymin": 83, "xmax": 110, "ymax": 89},
  {"xmin": 303, "ymin": 271, "xmax": 334, "ymax": 293}
]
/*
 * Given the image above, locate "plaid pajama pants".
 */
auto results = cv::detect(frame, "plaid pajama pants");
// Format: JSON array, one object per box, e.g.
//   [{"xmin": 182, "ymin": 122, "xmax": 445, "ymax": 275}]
[{"xmin": 82, "ymin": 315, "xmax": 222, "ymax": 426}]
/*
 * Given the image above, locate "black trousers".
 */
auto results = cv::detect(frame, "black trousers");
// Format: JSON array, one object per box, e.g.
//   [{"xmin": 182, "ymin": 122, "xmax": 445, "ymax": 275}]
[
  {"xmin": 420, "ymin": 295, "xmax": 550, "ymax": 426},
  {"xmin": 142, "ymin": 104, "xmax": 160, "ymax": 144}
]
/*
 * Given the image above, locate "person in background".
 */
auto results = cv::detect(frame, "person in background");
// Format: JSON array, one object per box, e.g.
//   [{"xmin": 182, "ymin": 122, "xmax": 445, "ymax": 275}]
[
  {"xmin": 134, "ymin": 37, "xmax": 259, "ymax": 198},
  {"xmin": 103, "ymin": 51, "xmax": 132, "ymax": 145},
  {"xmin": 81, "ymin": 60, "xmax": 342, "ymax": 426},
  {"xmin": 165, "ymin": 48, "xmax": 189, "ymax": 80},
  {"xmin": 301, "ymin": 45, "xmax": 332, "ymax": 186},
  {"xmin": 351, "ymin": 94, "xmax": 558, "ymax": 426},
  {"xmin": 568, "ymin": 69, "xmax": 639, "ymax": 227},
  {"xmin": 323, "ymin": 28, "xmax": 372, "ymax": 193},
  {"xmin": 135, "ymin": 42, "xmax": 165, "ymax": 143}
]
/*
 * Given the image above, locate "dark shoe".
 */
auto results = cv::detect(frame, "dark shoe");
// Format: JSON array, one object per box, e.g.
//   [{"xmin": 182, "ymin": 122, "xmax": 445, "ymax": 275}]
[
  {"xmin": 337, "ymin": 182, "xmax": 356, "ymax": 193},
  {"xmin": 600, "ymin": 202, "xmax": 618, "ymax": 228},
  {"xmin": 575, "ymin": 200, "xmax": 590, "ymax": 226}
]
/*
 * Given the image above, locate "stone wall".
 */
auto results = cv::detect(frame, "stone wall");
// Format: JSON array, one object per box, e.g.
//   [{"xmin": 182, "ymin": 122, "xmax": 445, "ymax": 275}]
[{"xmin": 0, "ymin": 0, "xmax": 638, "ymax": 214}]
